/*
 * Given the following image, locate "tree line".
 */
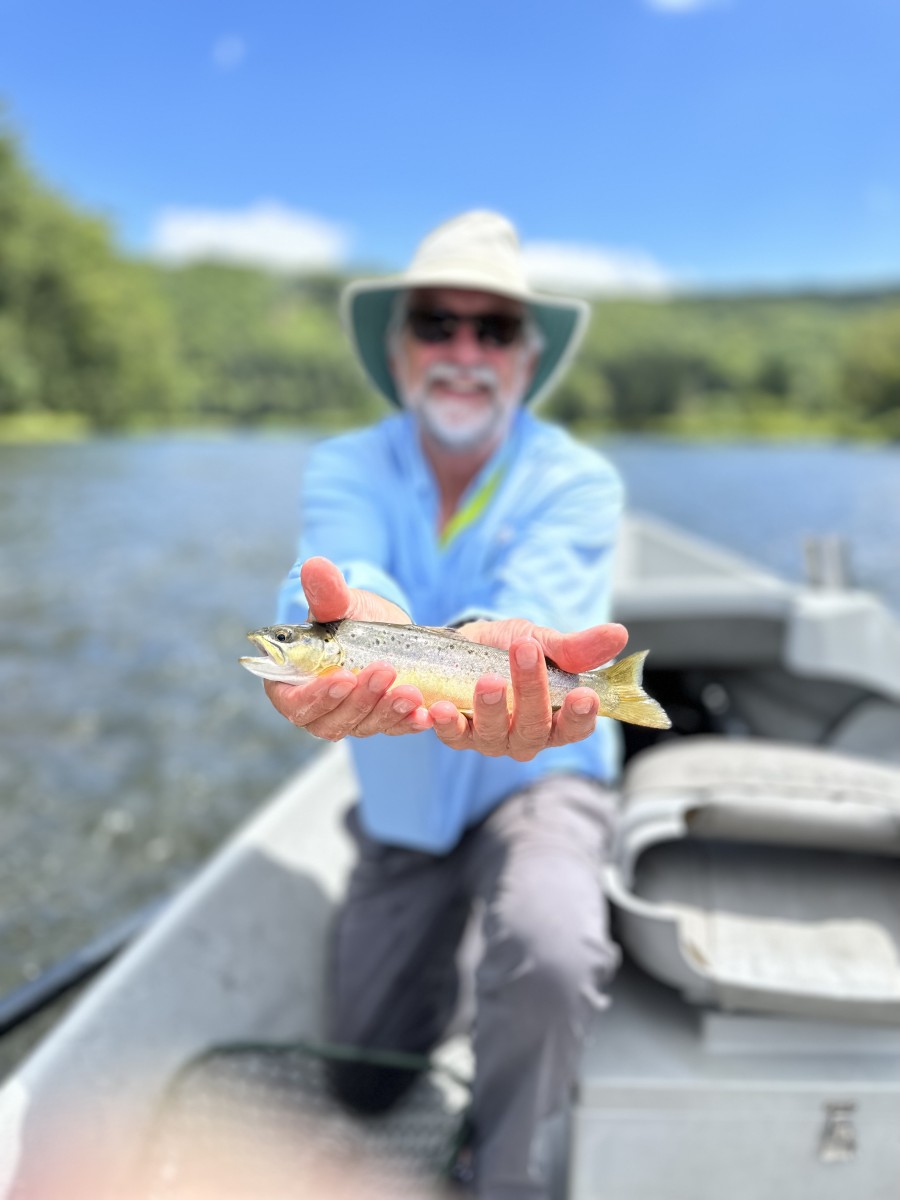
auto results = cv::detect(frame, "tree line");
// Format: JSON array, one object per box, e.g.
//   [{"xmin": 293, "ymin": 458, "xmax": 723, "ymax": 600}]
[{"xmin": 2, "ymin": 123, "xmax": 899, "ymax": 441}]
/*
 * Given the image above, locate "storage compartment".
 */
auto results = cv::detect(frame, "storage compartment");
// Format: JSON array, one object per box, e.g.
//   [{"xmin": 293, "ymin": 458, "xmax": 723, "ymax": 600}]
[{"xmin": 570, "ymin": 966, "xmax": 900, "ymax": 1200}]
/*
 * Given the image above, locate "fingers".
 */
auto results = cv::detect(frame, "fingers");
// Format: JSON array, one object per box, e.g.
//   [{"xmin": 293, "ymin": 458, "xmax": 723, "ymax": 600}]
[
  {"xmin": 431, "ymin": 640, "xmax": 561, "ymax": 761},
  {"xmin": 430, "ymin": 673, "xmax": 513, "ymax": 753},
  {"xmin": 430, "ymin": 701, "xmax": 473, "ymax": 749},
  {"xmin": 533, "ymin": 622, "xmax": 628, "ymax": 674},
  {"xmin": 354, "ymin": 684, "xmax": 432, "ymax": 738},
  {"xmin": 266, "ymin": 665, "xmax": 430, "ymax": 742},
  {"xmin": 550, "ymin": 687, "xmax": 600, "ymax": 747},
  {"xmin": 455, "ymin": 616, "xmax": 630, "ymax": 676},
  {"xmin": 264, "ymin": 673, "xmax": 357, "ymax": 728},
  {"xmin": 469, "ymin": 674, "xmax": 511, "ymax": 755},
  {"xmin": 429, "ymin": 653, "xmax": 602, "ymax": 759},
  {"xmin": 432, "ymin": 639, "xmax": 558, "ymax": 760},
  {"xmin": 507, "ymin": 637, "xmax": 553, "ymax": 759},
  {"xmin": 301, "ymin": 556, "xmax": 352, "ymax": 623},
  {"xmin": 300, "ymin": 557, "xmax": 410, "ymax": 625},
  {"xmin": 455, "ymin": 617, "xmax": 533, "ymax": 650},
  {"xmin": 305, "ymin": 662, "xmax": 396, "ymax": 740}
]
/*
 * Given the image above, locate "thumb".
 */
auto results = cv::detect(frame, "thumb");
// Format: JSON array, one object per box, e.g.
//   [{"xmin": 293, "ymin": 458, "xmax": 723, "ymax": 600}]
[
  {"xmin": 300, "ymin": 557, "xmax": 352, "ymax": 622},
  {"xmin": 537, "ymin": 623, "xmax": 629, "ymax": 674}
]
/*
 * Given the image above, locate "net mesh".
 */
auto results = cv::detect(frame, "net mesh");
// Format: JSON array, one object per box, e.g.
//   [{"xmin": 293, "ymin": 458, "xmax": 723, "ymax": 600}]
[{"xmin": 138, "ymin": 1040, "xmax": 472, "ymax": 1199}]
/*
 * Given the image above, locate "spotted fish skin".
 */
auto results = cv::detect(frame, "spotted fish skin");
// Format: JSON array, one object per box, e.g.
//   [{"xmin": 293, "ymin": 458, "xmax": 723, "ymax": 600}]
[{"xmin": 240, "ymin": 619, "xmax": 672, "ymax": 730}]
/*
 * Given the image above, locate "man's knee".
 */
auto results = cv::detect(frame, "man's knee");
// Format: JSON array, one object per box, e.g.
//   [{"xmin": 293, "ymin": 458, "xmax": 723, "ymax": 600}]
[
  {"xmin": 482, "ymin": 906, "xmax": 619, "ymax": 1022},
  {"xmin": 528, "ymin": 932, "xmax": 615, "ymax": 1015}
]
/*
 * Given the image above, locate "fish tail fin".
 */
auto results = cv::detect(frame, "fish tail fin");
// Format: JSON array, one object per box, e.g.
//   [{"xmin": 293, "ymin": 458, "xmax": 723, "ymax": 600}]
[{"xmin": 586, "ymin": 650, "xmax": 672, "ymax": 730}]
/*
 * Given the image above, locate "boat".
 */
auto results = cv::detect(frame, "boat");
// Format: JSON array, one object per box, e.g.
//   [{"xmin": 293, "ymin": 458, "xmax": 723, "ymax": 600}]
[{"xmin": 2, "ymin": 513, "xmax": 900, "ymax": 1199}]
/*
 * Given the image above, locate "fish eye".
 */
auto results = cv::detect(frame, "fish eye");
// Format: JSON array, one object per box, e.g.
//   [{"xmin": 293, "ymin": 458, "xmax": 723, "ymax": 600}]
[{"xmin": 274, "ymin": 628, "xmax": 293, "ymax": 643}]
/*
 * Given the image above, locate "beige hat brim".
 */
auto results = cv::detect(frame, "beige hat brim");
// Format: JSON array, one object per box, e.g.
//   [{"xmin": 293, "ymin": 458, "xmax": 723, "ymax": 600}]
[{"xmin": 340, "ymin": 274, "xmax": 590, "ymax": 409}]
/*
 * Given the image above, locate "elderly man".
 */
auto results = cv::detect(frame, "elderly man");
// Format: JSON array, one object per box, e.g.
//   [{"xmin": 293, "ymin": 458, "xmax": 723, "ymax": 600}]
[{"xmin": 266, "ymin": 211, "xmax": 627, "ymax": 1200}]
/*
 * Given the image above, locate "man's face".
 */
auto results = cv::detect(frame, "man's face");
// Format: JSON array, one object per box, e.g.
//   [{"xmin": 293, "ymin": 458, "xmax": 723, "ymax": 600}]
[{"xmin": 390, "ymin": 288, "xmax": 538, "ymax": 453}]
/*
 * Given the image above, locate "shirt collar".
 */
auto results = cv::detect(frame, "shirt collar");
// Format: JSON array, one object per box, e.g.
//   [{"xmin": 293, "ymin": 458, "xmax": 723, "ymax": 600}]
[{"xmin": 391, "ymin": 409, "xmax": 528, "ymax": 548}]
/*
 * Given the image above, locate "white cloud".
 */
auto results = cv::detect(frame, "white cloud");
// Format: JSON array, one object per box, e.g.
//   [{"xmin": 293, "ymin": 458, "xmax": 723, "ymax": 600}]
[
  {"xmin": 150, "ymin": 201, "xmax": 351, "ymax": 273},
  {"xmin": 211, "ymin": 35, "xmax": 246, "ymax": 70},
  {"xmin": 522, "ymin": 241, "xmax": 673, "ymax": 296}
]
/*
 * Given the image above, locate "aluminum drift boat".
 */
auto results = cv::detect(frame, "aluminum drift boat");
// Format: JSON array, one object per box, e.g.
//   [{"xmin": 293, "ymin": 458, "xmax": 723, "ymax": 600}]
[{"xmin": 2, "ymin": 514, "xmax": 900, "ymax": 1199}]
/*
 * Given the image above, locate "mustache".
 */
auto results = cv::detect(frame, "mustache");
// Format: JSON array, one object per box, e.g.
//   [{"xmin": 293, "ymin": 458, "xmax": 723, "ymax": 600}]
[{"xmin": 424, "ymin": 363, "xmax": 499, "ymax": 392}]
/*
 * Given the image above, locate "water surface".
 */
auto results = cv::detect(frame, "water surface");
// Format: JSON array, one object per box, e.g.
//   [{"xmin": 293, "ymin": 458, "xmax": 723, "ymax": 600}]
[{"xmin": 1, "ymin": 433, "xmax": 898, "ymax": 1073}]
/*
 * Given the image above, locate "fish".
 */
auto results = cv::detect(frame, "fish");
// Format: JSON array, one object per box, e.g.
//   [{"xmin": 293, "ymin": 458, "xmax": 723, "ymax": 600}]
[{"xmin": 240, "ymin": 619, "xmax": 672, "ymax": 730}]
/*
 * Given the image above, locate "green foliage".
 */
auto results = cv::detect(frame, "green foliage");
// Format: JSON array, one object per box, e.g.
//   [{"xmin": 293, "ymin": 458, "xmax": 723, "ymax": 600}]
[
  {"xmin": 2, "ymin": 115, "xmax": 900, "ymax": 440},
  {"xmin": 841, "ymin": 308, "xmax": 900, "ymax": 438},
  {"xmin": 0, "ymin": 122, "xmax": 181, "ymax": 431},
  {"xmin": 154, "ymin": 263, "xmax": 381, "ymax": 429},
  {"xmin": 536, "ymin": 291, "xmax": 900, "ymax": 439}
]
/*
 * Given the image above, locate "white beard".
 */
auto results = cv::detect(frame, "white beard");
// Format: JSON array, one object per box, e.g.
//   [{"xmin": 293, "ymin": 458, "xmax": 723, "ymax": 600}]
[{"xmin": 398, "ymin": 362, "xmax": 524, "ymax": 453}]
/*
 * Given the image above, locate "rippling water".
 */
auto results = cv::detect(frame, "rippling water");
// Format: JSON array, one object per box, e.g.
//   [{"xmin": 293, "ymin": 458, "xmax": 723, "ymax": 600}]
[{"xmin": 1, "ymin": 433, "xmax": 898, "ymax": 1073}]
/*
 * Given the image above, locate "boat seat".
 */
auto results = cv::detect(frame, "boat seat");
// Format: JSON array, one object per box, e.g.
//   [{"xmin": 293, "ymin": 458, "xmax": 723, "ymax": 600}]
[
  {"xmin": 624, "ymin": 736, "xmax": 900, "ymax": 838},
  {"xmin": 605, "ymin": 737, "xmax": 900, "ymax": 1021}
]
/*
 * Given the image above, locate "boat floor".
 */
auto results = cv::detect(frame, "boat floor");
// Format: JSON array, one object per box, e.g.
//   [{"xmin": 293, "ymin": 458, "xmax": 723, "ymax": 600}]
[{"xmin": 138, "ymin": 1037, "xmax": 471, "ymax": 1198}]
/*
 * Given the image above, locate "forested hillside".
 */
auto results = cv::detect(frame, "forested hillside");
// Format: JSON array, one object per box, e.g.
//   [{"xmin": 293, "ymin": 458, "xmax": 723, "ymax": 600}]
[{"xmin": 2, "ymin": 124, "xmax": 898, "ymax": 440}]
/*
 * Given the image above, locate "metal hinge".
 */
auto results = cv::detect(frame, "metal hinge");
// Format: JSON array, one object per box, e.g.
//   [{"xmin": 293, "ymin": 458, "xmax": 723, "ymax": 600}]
[{"xmin": 818, "ymin": 1101, "xmax": 857, "ymax": 1164}]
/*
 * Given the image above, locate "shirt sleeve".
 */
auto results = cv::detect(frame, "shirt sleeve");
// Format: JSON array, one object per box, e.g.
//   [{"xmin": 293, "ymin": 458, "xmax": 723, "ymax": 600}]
[
  {"xmin": 447, "ymin": 453, "xmax": 624, "ymax": 633},
  {"xmin": 276, "ymin": 433, "xmax": 414, "ymax": 623}
]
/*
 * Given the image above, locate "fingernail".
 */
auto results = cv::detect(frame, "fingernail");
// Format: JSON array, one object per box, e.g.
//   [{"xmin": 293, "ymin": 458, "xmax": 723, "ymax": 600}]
[
  {"xmin": 572, "ymin": 697, "xmax": 594, "ymax": 716},
  {"xmin": 481, "ymin": 688, "xmax": 505, "ymax": 706},
  {"xmin": 329, "ymin": 680, "xmax": 354, "ymax": 700},
  {"xmin": 368, "ymin": 670, "xmax": 393, "ymax": 694},
  {"xmin": 515, "ymin": 641, "xmax": 539, "ymax": 669},
  {"xmin": 392, "ymin": 698, "xmax": 414, "ymax": 715},
  {"xmin": 432, "ymin": 710, "xmax": 454, "ymax": 725}
]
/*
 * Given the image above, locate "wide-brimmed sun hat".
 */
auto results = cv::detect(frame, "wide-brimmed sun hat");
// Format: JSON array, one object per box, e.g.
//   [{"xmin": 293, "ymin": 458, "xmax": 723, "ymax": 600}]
[{"xmin": 340, "ymin": 210, "xmax": 590, "ymax": 408}]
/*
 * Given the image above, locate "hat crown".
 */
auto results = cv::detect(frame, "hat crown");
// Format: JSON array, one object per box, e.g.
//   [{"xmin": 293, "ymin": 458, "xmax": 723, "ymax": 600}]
[
  {"xmin": 340, "ymin": 209, "xmax": 589, "ymax": 410},
  {"xmin": 406, "ymin": 210, "xmax": 528, "ymax": 293}
]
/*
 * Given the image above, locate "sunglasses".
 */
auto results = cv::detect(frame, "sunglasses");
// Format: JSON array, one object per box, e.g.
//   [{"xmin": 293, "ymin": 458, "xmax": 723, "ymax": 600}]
[{"xmin": 406, "ymin": 308, "xmax": 524, "ymax": 348}]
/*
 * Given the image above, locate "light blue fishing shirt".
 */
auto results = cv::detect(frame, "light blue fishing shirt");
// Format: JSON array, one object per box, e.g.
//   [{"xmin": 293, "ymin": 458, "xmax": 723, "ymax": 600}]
[{"xmin": 277, "ymin": 409, "xmax": 624, "ymax": 854}]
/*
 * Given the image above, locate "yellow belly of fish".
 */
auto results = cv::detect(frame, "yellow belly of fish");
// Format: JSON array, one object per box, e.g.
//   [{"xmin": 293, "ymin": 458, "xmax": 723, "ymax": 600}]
[
  {"xmin": 389, "ymin": 667, "xmax": 484, "ymax": 713},
  {"xmin": 380, "ymin": 665, "xmax": 572, "ymax": 715}
]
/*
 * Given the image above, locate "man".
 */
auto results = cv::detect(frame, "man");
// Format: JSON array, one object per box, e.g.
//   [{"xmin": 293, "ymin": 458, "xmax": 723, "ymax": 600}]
[{"xmin": 266, "ymin": 211, "xmax": 627, "ymax": 1200}]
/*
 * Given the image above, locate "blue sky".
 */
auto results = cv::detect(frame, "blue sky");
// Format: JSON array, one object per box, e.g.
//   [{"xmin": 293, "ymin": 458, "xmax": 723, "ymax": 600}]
[{"xmin": 1, "ymin": 0, "xmax": 897, "ymax": 291}]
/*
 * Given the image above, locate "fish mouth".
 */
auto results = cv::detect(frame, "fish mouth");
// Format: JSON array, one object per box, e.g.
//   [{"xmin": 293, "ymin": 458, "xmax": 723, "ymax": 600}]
[
  {"xmin": 248, "ymin": 632, "xmax": 287, "ymax": 665},
  {"xmin": 239, "ymin": 632, "xmax": 297, "ymax": 681}
]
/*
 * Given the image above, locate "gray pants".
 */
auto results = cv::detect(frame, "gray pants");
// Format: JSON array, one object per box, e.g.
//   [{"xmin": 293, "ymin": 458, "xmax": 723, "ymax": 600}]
[{"xmin": 327, "ymin": 773, "xmax": 621, "ymax": 1200}]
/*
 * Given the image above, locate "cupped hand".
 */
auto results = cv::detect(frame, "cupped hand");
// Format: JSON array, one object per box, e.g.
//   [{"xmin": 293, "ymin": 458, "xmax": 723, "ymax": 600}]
[
  {"xmin": 428, "ymin": 617, "xmax": 628, "ymax": 761},
  {"xmin": 263, "ymin": 557, "xmax": 431, "ymax": 740}
]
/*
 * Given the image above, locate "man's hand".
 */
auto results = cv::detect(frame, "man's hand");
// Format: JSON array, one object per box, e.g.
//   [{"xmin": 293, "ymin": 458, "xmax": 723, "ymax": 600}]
[
  {"xmin": 428, "ymin": 617, "xmax": 629, "ymax": 761},
  {"xmin": 263, "ymin": 557, "xmax": 432, "ymax": 741}
]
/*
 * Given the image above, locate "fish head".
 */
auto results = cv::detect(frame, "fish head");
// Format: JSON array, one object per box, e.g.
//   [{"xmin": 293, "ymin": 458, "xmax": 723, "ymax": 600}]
[{"xmin": 239, "ymin": 623, "xmax": 345, "ymax": 683}]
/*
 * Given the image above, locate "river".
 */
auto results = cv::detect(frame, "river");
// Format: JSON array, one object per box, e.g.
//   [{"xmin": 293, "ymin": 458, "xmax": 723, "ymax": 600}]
[{"xmin": 1, "ymin": 433, "xmax": 899, "ymax": 1073}]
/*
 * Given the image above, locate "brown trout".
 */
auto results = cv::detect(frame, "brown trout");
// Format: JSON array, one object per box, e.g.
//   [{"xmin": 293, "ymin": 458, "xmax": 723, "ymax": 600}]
[{"xmin": 241, "ymin": 619, "xmax": 671, "ymax": 730}]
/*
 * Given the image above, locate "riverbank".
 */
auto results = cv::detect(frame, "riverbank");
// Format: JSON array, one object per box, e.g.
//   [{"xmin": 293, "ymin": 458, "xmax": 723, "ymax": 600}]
[{"xmin": 1, "ymin": 412, "xmax": 896, "ymax": 446}]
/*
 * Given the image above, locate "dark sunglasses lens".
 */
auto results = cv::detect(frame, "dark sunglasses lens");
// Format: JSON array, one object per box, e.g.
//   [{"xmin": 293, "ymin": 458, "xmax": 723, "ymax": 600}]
[
  {"xmin": 406, "ymin": 309, "xmax": 523, "ymax": 347},
  {"xmin": 477, "ymin": 315, "xmax": 523, "ymax": 346},
  {"xmin": 407, "ymin": 310, "xmax": 456, "ymax": 343}
]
